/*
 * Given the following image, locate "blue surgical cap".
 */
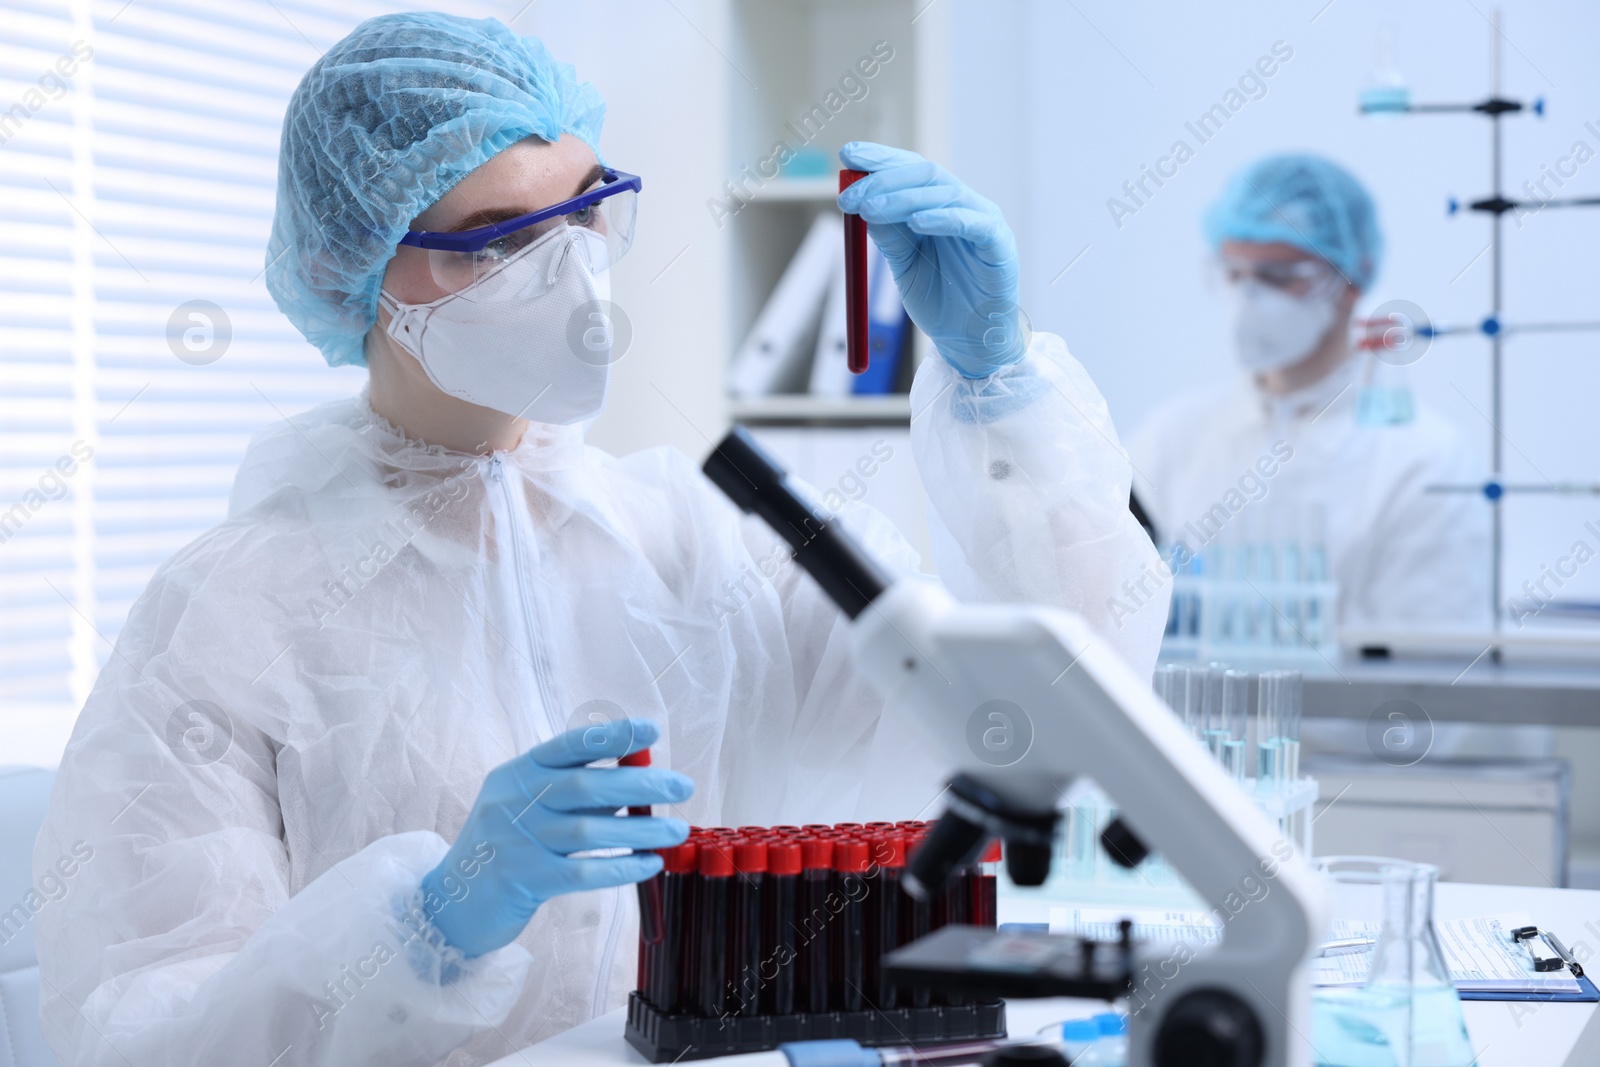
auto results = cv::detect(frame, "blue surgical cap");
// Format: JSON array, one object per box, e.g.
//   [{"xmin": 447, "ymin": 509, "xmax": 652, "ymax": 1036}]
[
  {"xmin": 266, "ymin": 12, "xmax": 606, "ymax": 367},
  {"xmin": 1204, "ymin": 154, "xmax": 1383, "ymax": 291}
]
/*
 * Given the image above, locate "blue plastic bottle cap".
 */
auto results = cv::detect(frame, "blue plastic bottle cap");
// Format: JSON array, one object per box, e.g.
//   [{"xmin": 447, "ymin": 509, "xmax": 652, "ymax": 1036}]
[
  {"xmin": 1061, "ymin": 1019, "xmax": 1100, "ymax": 1043},
  {"xmin": 780, "ymin": 1039, "xmax": 880, "ymax": 1067},
  {"xmin": 1094, "ymin": 1011, "xmax": 1128, "ymax": 1036}
]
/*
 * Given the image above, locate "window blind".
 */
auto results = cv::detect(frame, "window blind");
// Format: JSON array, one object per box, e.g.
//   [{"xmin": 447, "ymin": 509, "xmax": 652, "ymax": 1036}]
[{"xmin": 0, "ymin": 0, "xmax": 511, "ymax": 755}]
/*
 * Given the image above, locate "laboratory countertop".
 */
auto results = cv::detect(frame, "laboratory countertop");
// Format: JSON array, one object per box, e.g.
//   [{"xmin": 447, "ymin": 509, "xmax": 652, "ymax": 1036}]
[
  {"xmin": 495, "ymin": 881, "xmax": 1600, "ymax": 1067},
  {"xmin": 1288, "ymin": 656, "xmax": 1600, "ymax": 726}
]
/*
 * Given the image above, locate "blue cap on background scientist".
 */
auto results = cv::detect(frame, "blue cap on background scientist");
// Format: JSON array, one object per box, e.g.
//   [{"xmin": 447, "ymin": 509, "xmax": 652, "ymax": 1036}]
[{"xmin": 32, "ymin": 11, "xmax": 1164, "ymax": 1065}]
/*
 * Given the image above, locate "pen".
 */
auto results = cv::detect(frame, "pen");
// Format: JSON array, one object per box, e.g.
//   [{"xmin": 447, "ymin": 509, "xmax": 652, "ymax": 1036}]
[
  {"xmin": 1543, "ymin": 931, "xmax": 1585, "ymax": 979},
  {"xmin": 1316, "ymin": 936, "xmax": 1376, "ymax": 957}
]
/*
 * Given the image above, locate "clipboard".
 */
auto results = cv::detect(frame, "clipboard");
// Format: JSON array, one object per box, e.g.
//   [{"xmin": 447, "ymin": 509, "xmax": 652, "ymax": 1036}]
[{"xmin": 1458, "ymin": 974, "xmax": 1600, "ymax": 1002}]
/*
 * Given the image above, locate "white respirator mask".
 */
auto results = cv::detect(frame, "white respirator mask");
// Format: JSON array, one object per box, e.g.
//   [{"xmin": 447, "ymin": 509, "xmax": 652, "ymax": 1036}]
[
  {"xmin": 380, "ymin": 226, "xmax": 615, "ymax": 425},
  {"xmin": 1230, "ymin": 278, "xmax": 1341, "ymax": 373}
]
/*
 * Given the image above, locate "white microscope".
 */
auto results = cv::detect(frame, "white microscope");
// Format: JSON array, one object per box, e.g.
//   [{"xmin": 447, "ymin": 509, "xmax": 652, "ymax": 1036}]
[{"xmin": 704, "ymin": 428, "xmax": 1325, "ymax": 1067}]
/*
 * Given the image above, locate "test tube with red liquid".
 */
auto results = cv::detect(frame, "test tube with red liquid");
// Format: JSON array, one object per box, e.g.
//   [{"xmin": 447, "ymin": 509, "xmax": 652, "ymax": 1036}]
[
  {"xmin": 833, "ymin": 838, "xmax": 870, "ymax": 1010},
  {"xmin": 694, "ymin": 838, "xmax": 733, "ymax": 1015},
  {"xmin": 840, "ymin": 168, "xmax": 870, "ymax": 375},
  {"xmin": 764, "ymin": 839, "xmax": 801, "ymax": 1015},
  {"xmin": 731, "ymin": 839, "xmax": 767, "ymax": 1015},
  {"xmin": 618, "ymin": 748, "xmax": 662, "ymax": 992},
  {"xmin": 800, "ymin": 837, "xmax": 835, "ymax": 1012}
]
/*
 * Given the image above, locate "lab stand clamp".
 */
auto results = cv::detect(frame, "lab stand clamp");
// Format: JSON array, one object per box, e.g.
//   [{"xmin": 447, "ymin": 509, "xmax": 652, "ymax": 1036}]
[{"xmin": 1359, "ymin": 11, "xmax": 1600, "ymax": 634}]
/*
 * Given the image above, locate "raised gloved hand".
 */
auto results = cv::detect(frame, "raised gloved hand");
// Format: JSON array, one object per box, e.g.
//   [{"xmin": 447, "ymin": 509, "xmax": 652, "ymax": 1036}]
[
  {"xmin": 420, "ymin": 718, "xmax": 692, "ymax": 958},
  {"xmin": 837, "ymin": 141, "xmax": 1026, "ymax": 379}
]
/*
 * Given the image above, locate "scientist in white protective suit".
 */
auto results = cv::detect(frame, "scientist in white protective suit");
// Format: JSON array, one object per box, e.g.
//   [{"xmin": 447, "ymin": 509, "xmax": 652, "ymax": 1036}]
[
  {"xmin": 33, "ymin": 12, "xmax": 1165, "ymax": 1067},
  {"xmin": 1129, "ymin": 154, "xmax": 1546, "ymax": 758}
]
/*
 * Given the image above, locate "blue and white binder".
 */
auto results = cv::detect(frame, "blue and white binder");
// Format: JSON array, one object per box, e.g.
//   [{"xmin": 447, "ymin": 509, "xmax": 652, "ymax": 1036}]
[{"xmin": 729, "ymin": 212, "xmax": 841, "ymax": 398}]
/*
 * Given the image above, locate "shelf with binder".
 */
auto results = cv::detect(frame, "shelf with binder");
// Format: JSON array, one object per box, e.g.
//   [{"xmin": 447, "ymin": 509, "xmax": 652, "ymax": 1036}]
[
  {"xmin": 728, "ymin": 394, "xmax": 912, "ymax": 426},
  {"xmin": 743, "ymin": 177, "xmax": 840, "ymax": 203},
  {"xmin": 721, "ymin": 0, "xmax": 947, "ymax": 427}
]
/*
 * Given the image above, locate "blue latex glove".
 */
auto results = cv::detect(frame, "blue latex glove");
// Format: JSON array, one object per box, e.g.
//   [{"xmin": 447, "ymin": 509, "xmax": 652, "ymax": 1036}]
[
  {"xmin": 420, "ymin": 718, "xmax": 692, "ymax": 958},
  {"xmin": 837, "ymin": 142, "xmax": 1026, "ymax": 379}
]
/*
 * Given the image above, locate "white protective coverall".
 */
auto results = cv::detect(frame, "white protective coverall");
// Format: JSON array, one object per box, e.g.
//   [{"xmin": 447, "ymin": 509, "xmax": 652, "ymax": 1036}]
[{"xmin": 34, "ymin": 334, "xmax": 1165, "ymax": 1067}]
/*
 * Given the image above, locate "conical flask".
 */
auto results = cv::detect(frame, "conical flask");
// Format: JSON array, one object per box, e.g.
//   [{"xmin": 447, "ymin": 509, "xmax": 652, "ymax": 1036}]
[{"xmin": 1311, "ymin": 857, "xmax": 1476, "ymax": 1067}]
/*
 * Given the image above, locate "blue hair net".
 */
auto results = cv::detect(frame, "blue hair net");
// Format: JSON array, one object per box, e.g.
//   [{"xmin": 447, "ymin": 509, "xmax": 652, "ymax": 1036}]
[
  {"xmin": 266, "ymin": 12, "xmax": 606, "ymax": 367},
  {"xmin": 1203, "ymin": 154, "xmax": 1383, "ymax": 291}
]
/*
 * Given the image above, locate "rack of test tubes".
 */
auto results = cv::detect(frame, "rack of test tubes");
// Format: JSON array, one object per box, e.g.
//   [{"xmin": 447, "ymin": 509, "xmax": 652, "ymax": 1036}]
[
  {"xmin": 625, "ymin": 822, "xmax": 1006, "ymax": 1063},
  {"xmin": 1007, "ymin": 665, "xmax": 1316, "ymax": 912},
  {"xmin": 1161, "ymin": 504, "xmax": 1339, "ymax": 662}
]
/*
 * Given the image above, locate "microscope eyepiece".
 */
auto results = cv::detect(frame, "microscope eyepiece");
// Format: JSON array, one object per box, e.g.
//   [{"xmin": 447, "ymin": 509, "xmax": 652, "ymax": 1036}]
[{"xmin": 702, "ymin": 427, "xmax": 889, "ymax": 619}]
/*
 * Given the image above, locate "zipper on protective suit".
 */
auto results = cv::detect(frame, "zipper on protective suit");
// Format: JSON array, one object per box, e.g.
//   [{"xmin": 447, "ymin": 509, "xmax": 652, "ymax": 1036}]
[{"xmin": 487, "ymin": 453, "xmax": 628, "ymax": 1018}]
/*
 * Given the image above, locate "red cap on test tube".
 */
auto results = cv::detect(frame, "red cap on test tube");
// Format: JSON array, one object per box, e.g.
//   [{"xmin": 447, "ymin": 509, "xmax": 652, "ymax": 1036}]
[
  {"xmin": 699, "ymin": 839, "xmax": 734, "ymax": 877},
  {"xmin": 801, "ymin": 838, "xmax": 835, "ymax": 870},
  {"xmin": 734, "ymin": 840, "xmax": 769, "ymax": 874},
  {"xmin": 768, "ymin": 840, "xmax": 802, "ymax": 876},
  {"xmin": 868, "ymin": 835, "xmax": 905, "ymax": 869},
  {"xmin": 662, "ymin": 842, "xmax": 699, "ymax": 874},
  {"xmin": 832, "ymin": 839, "xmax": 870, "ymax": 874}
]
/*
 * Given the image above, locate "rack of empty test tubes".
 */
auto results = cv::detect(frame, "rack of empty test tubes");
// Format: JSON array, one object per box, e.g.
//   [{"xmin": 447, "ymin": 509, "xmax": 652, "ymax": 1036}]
[
  {"xmin": 1029, "ymin": 665, "xmax": 1315, "ymax": 909},
  {"xmin": 625, "ymin": 821, "xmax": 1006, "ymax": 1063},
  {"xmin": 1161, "ymin": 504, "xmax": 1339, "ymax": 662}
]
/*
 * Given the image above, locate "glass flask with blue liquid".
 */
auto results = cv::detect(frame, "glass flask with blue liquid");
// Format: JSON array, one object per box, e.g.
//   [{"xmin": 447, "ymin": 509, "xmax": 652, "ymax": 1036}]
[{"xmin": 1311, "ymin": 857, "xmax": 1476, "ymax": 1067}]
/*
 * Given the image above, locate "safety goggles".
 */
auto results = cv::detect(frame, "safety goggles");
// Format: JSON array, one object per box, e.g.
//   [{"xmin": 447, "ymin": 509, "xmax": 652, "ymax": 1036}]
[
  {"xmin": 1217, "ymin": 254, "xmax": 1339, "ymax": 296},
  {"xmin": 399, "ymin": 168, "xmax": 641, "ymax": 295}
]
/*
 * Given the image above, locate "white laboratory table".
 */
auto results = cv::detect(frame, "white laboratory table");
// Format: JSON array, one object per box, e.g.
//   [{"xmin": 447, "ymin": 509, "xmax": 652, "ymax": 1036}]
[{"xmin": 494, "ymin": 881, "xmax": 1600, "ymax": 1067}]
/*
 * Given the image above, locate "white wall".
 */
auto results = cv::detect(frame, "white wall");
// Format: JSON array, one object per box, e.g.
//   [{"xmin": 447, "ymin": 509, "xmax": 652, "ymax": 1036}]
[{"xmin": 947, "ymin": 0, "xmax": 1600, "ymax": 612}]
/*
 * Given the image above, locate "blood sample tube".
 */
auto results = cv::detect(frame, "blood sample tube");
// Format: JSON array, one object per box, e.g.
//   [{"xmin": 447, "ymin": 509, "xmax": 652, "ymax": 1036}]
[
  {"xmin": 731, "ymin": 839, "xmax": 767, "ymax": 1016},
  {"xmin": 833, "ymin": 838, "xmax": 870, "ymax": 1011},
  {"xmin": 938, "ymin": 850, "xmax": 972, "ymax": 1007},
  {"xmin": 695, "ymin": 838, "xmax": 733, "ymax": 1016},
  {"xmin": 834, "ymin": 822, "xmax": 866, "ymax": 835},
  {"xmin": 839, "ymin": 168, "xmax": 870, "ymax": 375},
  {"xmin": 865, "ymin": 834, "xmax": 904, "ymax": 1009},
  {"xmin": 799, "ymin": 837, "xmax": 834, "ymax": 1013},
  {"xmin": 772, "ymin": 825, "xmax": 804, "ymax": 837},
  {"xmin": 617, "ymin": 748, "xmax": 653, "ymax": 816},
  {"xmin": 764, "ymin": 839, "xmax": 800, "ymax": 1015},
  {"xmin": 650, "ymin": 841, "xmax": 697, "ymax": 1012},
  {"xmin": 801, "ymin": 824, "xmax": 834, "ymax": 836},
  {"xmin": 972, "ymin": 839, "xmax": 1001, "ymax": 929},
  {"xmin": 901, "ymin": 832, "xmax": 932, "ymax": 1009},
  {"xmin": 618, "ymin": 749, "xmax": 660, "ymax": 993}
]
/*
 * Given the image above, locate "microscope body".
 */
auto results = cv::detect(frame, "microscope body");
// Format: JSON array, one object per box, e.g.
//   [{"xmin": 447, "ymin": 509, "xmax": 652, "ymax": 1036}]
[
  {"xmin": 851, "ymin": 579, "xmax": 1325, "ymax": 1067},
  {"xmin": 700, "ymin": 427, "xmax": 1323, "ymax": 1067}
]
